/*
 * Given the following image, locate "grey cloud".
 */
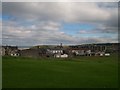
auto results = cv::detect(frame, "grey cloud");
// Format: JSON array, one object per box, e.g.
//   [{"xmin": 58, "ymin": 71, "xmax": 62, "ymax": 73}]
[
  {"xmin": 2, "ymin": 2, "xmax": 118, "ymax": 46},
  {"xmin": 93, "ymin": 25, "xmax": 118, "ymax": 34},
  {"xmin": 2, "ymin": 20, "xmax": 76, "ymax": 46},
  {"xmin": 97, "ymin": 2, "xmax": 118, "ymax": 8},
  {"xmin": 76, "ymin": 36, "xmax": 118, "ymax": 44},
  {"xmin": 2, "ymin": 2, "xmax": 118, "ymax": 28},
  {"xmin": 2, "ymin": 2, "xmax": 116, "ymax": 22}
]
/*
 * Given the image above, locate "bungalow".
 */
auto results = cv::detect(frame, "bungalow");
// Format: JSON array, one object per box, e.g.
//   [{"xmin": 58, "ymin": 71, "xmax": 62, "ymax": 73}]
[
  {"xmin": 71, "ymin": 49, "xmax": 91, "ymax": 56},
  {"xmin": 54, "ymin": 54, "xmax": 68, "ymax": 58},
  {"xmin": 104, "ymin": 53, "xmax": 110, "ymax": 56},
  {"xmin": 85, "ymin": 50, "xmax": 92, "ymax": 56}
]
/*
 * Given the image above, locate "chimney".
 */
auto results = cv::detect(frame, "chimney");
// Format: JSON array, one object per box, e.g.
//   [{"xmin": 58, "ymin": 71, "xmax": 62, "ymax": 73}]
[{"xmin": 60, "ymin": 43, "xmax": 62, "ymax": 47}]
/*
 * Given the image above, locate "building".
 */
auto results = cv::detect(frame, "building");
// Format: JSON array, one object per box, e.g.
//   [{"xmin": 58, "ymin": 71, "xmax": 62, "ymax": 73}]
[
  {"xmin": 10, "ymin": 50, "xmax": 20, "ymax": 56},
  {"xmin": 19, "ymin": 49, "xmax": 39, "ymax": 58},
  {"xmin": 0, "ymin": 46, "xmax": 5, "ymax": 56},
  {"xmin": 1, "ymin": 46, "xmax": 19, "ymax": 56},
  {"xmin": 47, "ymin": 49, "xmax": 63, "ymax": 54},
  {"xmin": 54, "ymin": 53, "xmax": 68, "ymax": 58},
  {"xmin": 19, "ymin": 48, "xmax": 47, "ymax": 58}
]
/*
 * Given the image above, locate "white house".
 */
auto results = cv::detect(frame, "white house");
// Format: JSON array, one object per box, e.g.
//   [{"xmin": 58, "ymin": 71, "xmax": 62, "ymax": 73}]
[
  {"xmin": 105, "ymin": 53, "xmax": 110, "ymax": 56},
  {"xmin": 54, "ymin": 54, "xmax": 68, "ymax": 58},
  {"xmin": 86, "ymin": 50, "xmax": 91, "ymax": 56},
  {"xmin": 72, "ymin": 49, "xmax": 86, "ymax": 56}
]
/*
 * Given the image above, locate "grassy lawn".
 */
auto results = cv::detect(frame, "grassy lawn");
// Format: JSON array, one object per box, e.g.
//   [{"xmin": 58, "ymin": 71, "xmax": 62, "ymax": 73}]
[{"xmin": 2, "ymin": 54, "xmax": 118, "ymax": 88}]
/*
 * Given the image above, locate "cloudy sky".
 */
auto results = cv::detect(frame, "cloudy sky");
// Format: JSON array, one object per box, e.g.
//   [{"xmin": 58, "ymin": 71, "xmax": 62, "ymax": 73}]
[{"xmin": 2, "ymin": 2, "xmax": 118, "ymax": 46}]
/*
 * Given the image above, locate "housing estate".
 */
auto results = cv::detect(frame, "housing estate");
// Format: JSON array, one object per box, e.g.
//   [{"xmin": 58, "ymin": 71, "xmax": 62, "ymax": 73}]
[{"xmin": 1, "ymin": 43, "xmax": 119, "ymax": 58}]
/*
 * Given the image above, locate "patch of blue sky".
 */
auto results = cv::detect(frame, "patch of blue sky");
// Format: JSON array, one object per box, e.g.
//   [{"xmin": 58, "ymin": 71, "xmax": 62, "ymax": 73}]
[
  {"xmin": 0, "ymin": 15, "xmax": 2, "ymax": 21},
  {"xmin": 61, "ymin": 22, "xmax": 95, "ymax": 36},
  {"xmin": 2, "ymin": 14, "xmax": 12, "ymax": 21},
  {"xmin": 2, "ymin": 14, "xmax": 33, "ymax": 27}
]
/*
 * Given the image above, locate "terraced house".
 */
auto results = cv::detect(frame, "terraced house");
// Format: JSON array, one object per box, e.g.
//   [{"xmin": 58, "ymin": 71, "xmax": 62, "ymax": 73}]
[{"xmin": 1, "ymin": 46, "xmax": 19, "ymax": 56}]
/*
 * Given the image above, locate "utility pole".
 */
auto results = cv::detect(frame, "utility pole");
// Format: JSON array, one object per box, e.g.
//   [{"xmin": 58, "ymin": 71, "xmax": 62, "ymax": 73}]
[{"xmin": 60, "ymin": 43, "xmax": 62, "ymax": 57}]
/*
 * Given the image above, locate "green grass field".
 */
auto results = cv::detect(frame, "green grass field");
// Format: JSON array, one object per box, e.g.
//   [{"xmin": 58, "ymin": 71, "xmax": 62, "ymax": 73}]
[{"xmin": 2, "ymin": 54, "xmax": 118, "ymax": 88}]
